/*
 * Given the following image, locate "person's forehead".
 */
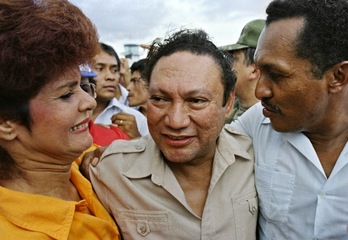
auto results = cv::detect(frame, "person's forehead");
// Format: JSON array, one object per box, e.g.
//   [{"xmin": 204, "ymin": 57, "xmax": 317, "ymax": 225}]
[
  {"xmin": 150, "ymin": 52, "xmax": 223, "ymax": 92},
  {"xmin": 232, "ymin": 50, "xmax": 245, "ymax": 62},
  {"xmin": 131, "ymin": 70, "xmax": 141, "ymax": 77},
  {"xmin": 155, "ymin": 51, "xmax": 218, "ymax": 70},
  {"xmin": 155, "ymin": 52, "xmax": 218, "ymax": 77},
  {"xmin": 94, "ymin": 51, "xmax": 118, "ymax": 65},
  {"xmin": 255, "ymin": 18, "xmax": 304, "ymax": 65}
]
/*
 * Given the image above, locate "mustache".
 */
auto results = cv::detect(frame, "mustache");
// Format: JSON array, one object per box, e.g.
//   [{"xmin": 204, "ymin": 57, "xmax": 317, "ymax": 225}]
[{"xmin": 262, "ymin": 99, "xmax": 281, "ymax": 113}]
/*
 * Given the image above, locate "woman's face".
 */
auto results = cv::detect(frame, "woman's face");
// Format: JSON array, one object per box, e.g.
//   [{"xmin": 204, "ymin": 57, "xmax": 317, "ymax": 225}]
[{"xmin": 12, "ymin": 68, "xmax": 97, "ymax": 163}]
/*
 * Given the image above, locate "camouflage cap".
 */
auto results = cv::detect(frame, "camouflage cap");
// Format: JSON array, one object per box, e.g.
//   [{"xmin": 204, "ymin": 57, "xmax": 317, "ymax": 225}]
[{"xmin": 219, "ymin": 19, "xmax": 265, "ymax": 51}]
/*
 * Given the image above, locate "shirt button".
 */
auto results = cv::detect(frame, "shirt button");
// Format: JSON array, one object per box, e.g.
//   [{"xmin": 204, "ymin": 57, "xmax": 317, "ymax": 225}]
[
  {"xmin": 140, "ymin": 226, "xmax": 147, "ymax": 234},
  {"xmin": 135, "ymin": 145, "xmax": 142, "ymax": 150},
  {"xmin": 137, "ymin": 222, "xmax": 149, "ymax": 236},
  {"xmin": 319, "ymin": 192, "xmax": 326, "ymax": 199}
]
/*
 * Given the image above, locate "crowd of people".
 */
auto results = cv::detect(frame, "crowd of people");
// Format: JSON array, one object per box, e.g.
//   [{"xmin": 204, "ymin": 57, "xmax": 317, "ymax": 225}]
[{"xmin": 0, "ymin": 0, "xmax": 347, "ymax": 239}]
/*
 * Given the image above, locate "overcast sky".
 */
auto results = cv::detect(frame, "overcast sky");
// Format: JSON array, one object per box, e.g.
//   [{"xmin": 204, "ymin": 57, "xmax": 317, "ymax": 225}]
[{"xmin": 70, "ymin": 0, "xmax": 272, "ymax": 58}]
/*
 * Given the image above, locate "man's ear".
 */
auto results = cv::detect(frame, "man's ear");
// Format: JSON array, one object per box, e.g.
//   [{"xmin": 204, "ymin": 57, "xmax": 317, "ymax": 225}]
[
  {"xmin": 224, "ymin": 90, "xmax": 235, "ymax": 118},
  {"xmin": 0, "ymin": 120, "xmax": 17, "ymax": 140},
  {"xmin": 328, "ymin": 61, "xmax": 348, "ymax": 93},
  {"xmin": 249, "ymin": 64, "xmax": 260, "ymax": 81}
]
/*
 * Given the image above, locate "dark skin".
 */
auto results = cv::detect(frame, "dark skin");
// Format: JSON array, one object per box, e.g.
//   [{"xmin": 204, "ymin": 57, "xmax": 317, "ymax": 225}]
[
  {"xmin": 255, "ymin": 17, "xmax": 348, "ymax": 177},
  {"xmin": 305, "ymin": 63, "xmax": 348, "ymax": 177},
  {"xmin": 303, "ymin": 62, "xmax": 348, "ymax": 176},
  {"xmin": 310, "ymin": 132, "xmax": 348, "ymax": 177}
]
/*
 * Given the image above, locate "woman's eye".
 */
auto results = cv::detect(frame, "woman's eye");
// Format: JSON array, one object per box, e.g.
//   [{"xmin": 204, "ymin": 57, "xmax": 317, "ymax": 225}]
[{"xmin": 60, "ymin": 91, "xmax": 73, "ymax": 100}]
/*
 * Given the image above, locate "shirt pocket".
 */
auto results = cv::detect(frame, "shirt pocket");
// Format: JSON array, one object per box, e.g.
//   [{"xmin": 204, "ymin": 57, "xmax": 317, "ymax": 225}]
[
  {"xmin": 255, "ymin": 164, "xmax": 295, "ymax": 223},
  {"xmin": 232, "ymin": 190, "xmax": 258, "ymax": 239},
  {"xmin": 117, "ymin": 210, "xmax": 171, "ymax": 240}
]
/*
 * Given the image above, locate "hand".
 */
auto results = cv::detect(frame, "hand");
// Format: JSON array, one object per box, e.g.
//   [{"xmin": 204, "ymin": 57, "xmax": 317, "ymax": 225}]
[
  {"xmin": 119, "ymin": 58, "xmax": 131, "ymax": 87},
  {"xmin": 119, "ymin": 58, "xmax": 129, "ymax": 74},
  {"xmin": 111, "ymin": 112, "xmax": 141, "ymax": 139},
  {"xmin": 79, "ymin": 146, "xmax": 107, "ymax": 180},
  {"xmin": 140, "ymin": 44, "xmax": 151, "ymax": 50}
]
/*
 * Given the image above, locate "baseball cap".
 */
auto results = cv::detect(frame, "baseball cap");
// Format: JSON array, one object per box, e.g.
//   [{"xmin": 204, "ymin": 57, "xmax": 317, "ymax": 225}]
[
  {"xmin": 219, "ymin": 19, "xmax": 265, "ymax": 51},
  {"xmin": 79, "ymin": 64, "xmax": 97, "ymax": 78}
]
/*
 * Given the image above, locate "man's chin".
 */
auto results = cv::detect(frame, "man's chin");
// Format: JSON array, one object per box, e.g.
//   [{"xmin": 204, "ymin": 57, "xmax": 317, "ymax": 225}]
[{"xmin": 270, "ymin": 120, "xmax": 301, "ymax": 133}]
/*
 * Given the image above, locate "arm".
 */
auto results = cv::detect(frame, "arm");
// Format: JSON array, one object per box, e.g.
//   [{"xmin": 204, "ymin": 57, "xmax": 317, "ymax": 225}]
[{"xmin": 119, "ymin": 58, "xmax": 131, "ymax": 87}]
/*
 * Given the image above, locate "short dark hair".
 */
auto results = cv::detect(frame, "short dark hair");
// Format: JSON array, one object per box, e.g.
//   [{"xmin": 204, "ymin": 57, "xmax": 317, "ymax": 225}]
[
  {"xmin": 266, "ymin": 0, "xmax": 348, "ymax": 78},
  {"xmin": 130, "ymin": 59, "xmax": 146, "ymax": 74},
  {"xmin": 243, "ymin": 48, "xmax": 256, "ymax": 66},
  {"xmin": 143, "ymin": 29, "xmax": 236, "ymax": 106},
  {"xmin": 99, "ymin": 42, "xmax": 121, "ymax": 71}
]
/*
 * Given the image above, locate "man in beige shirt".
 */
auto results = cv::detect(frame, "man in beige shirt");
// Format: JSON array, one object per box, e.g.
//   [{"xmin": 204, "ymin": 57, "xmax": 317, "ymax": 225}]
[{"xmin": 89, "ymin": 29, "xmax": 257, "ymax": 239}]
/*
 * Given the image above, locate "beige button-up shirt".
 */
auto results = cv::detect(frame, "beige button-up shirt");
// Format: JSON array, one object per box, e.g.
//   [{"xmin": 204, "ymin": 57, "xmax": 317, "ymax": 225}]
[{"xmin": 90, "ymin": 125, "xmax": 257, "ymax": 240}]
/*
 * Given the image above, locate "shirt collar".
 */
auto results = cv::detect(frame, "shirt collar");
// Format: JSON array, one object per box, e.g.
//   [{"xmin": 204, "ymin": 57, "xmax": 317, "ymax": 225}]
[
  {"xmin": 123, "ymin": 127, "xmax": 253, "ymax": 181},
  {"xmin": 0, "ymin": 185, "xmax": 85, "ymax": 239},
  {"xmin": 218, "ymin": 125, "xmax": 253, "ymax": 164},
  {"xmin": 107, "ymin": 97, "xmax": 128, "ymax": 111},
  {"xmin": 118, "ymin": 84, "xmax": 129, "ymax": 105}
]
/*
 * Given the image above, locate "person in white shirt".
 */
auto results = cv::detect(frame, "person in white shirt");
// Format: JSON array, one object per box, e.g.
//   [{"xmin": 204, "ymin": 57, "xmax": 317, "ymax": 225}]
[
  {"xmin": 127, "ymin": 59, "xmax": 148, "ymax": 116},
  {"xmin": 91, "ymin": 43, "xmax": 148, "ymax": 138},
  {"xmin": 231, "ymin": 0, "xmax": 348, "ymax": 239}
]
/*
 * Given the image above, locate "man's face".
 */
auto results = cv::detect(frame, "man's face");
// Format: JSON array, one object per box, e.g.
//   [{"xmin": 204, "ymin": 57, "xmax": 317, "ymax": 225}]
[
  {"xmin": 254, "ymin": 17, "xmax": 330, "ymax": 132},
  {"xmin": 91, "ymin": 51, "xmax": 120, "ymax": 102},
  {"xmin": 232, "ymin": 50, "xmax": 256, "ymax": 99},
  {"xmin": 147, "ymin": 51, "xmax": 230, "ymax": 165},
  {"xmin": 127, "ymin": 70, "xmax": 148, "ymax": 107}
]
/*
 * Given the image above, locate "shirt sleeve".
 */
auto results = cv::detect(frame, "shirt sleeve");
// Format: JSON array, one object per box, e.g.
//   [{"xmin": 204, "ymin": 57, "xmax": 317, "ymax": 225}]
[{"xmin": 230, "ymin": 102, "xmax": 264, "ymax": 138}]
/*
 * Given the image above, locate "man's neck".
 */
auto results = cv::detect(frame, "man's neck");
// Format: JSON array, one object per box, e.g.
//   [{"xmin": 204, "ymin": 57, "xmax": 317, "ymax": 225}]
[
  {"xmin": 305, "ymin": 120, "xmax": 348, "ymax": 177},
  {"xmin": 166, "ymin": 157, "xmax": 213, "ymax": 217}
]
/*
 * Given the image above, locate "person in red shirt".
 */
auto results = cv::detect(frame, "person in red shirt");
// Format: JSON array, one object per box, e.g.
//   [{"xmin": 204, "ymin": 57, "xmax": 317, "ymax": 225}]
[{"xmin": 80, "ymin": 64, "xmax": 130, "ymax": 146}]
